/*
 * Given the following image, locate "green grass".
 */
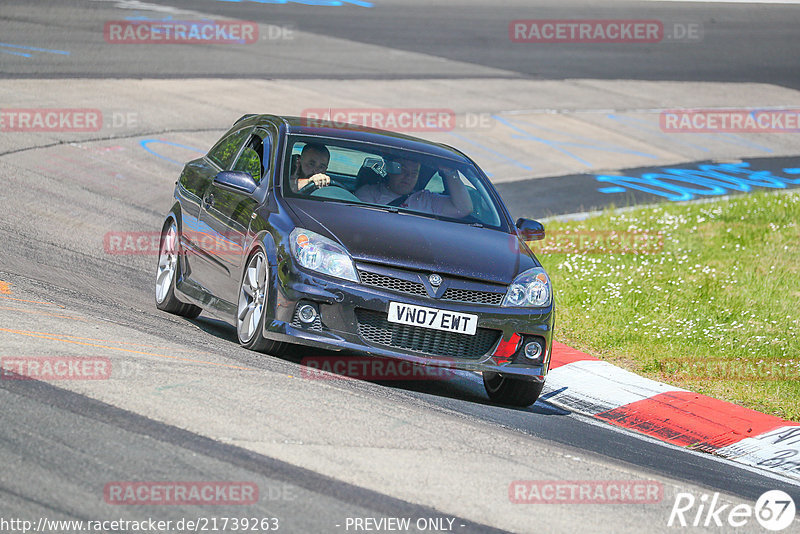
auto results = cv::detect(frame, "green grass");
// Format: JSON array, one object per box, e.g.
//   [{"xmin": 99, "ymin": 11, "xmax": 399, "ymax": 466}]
[{"xmin": 531, "ymin": 189, "xmax": 800, "ymax": 421}]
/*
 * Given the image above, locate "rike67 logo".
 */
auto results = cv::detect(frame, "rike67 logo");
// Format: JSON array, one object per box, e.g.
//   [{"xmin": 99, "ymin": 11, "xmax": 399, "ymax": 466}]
[{"xmin": 668, "ymin": 490, "xmax": 796, "ymax": 531}]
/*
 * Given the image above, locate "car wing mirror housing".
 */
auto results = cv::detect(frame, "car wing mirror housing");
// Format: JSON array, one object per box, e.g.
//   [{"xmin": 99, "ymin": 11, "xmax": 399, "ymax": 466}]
[
  {"xmin": 214, "ymin": 171, "xmax": 258, "ymax": 195},
  {"xmin": 516, "ymin": 218, "xmax": 545, "ymax": 241}
]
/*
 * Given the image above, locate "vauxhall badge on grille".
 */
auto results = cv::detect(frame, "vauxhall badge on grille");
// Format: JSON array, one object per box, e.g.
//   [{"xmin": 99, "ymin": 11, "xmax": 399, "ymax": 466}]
[{"xmin": 429, "ymin": 274, "xmax": 442, "ymax": 287}]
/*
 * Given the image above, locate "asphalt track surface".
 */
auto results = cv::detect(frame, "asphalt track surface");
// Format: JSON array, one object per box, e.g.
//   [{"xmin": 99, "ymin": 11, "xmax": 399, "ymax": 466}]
[
  {"xmin": 3, "ymin": 0, "xmax": 800, "ymax": 88},
  {"xmin": 1, "ymin": 1, "xmax": 800, "ymax": 533}
]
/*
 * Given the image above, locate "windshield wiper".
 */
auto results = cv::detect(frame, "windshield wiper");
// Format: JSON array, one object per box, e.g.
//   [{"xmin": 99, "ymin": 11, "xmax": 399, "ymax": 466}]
[
  {"xmin": 362, "ymin": 203, "xmax": 399, "ymax": 213},
  {"xmin": 332, "ymin": 201, "xmax": 399, "ymax": 213}
]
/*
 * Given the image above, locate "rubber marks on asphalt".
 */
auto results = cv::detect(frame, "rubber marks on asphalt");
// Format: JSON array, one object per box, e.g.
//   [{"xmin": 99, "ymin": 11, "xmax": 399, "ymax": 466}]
[
  {"xmin": 597, "ymin": 391, "xmax": 793, "ymax": 451},
  {"xmin": 544, "ymin": 343, "xmax": 800, "ymax": 481},
  {"xmin": 717, "ymin": 427, "xmax": 800, "ymax": 480}
]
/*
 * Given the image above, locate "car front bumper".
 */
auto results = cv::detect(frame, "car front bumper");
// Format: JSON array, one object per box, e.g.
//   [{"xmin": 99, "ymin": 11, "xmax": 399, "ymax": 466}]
[{"xmin": 262, "ymin": 263, "xmax": 555, "ymax": 382}]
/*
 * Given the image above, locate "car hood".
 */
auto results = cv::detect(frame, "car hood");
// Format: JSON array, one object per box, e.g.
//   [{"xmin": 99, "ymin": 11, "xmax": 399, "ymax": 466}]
[{"xmin": 286, "ymin": 199, "xmax": 537, "ymax": 285}]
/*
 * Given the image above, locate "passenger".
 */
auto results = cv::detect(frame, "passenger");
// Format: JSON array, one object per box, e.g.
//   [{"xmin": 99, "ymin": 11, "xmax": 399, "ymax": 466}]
[
  {"xmin": 355, "ymin": 158, "xmax": 472, "ymax": 217},
  {"xmin": 291, "ymin": 143, "xmax": 332, "ymax": 193}
]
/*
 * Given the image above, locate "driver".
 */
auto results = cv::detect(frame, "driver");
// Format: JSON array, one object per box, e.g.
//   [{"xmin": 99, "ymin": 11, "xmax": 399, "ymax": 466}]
[
  {"xmin": 355, "ymin": 158, "xmax": 472, "ymax": 217},
  {"xmin": 291, "ymin": 143, "xmax": 332, "ymax": 193}
]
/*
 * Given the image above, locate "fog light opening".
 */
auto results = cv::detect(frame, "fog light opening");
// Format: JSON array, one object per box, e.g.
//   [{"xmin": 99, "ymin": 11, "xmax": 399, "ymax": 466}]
[
  {"xmin": 297, "ymin": 303, "xmax": 318, "ymax": 324},
  {"xmin": 524, "ymin": 341, "xmax": 543, "ymax": 361}
]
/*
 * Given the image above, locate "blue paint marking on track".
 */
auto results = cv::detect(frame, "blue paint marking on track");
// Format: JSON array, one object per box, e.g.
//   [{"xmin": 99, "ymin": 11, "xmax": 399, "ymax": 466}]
[
  {"xmin": 0, "ymin": 49, "xmax": 31, "ymax": 58},
  {"xmin": 0, "ymin": 43, "xmax": 70, "ymax": 57},
  {"xmin": 492, "ymin": 115, "xmax": 658, "ymax": 168},
  {"xmin": 596, "ymin": 161, "xmax": 800, "ymax": 202},
  {"xmin": 125, "ymin": 15, "xmax": 175, "ymax": 21},
  {"xmin": 446, "ymin": 132, "xmax": 531, "ymax": 173},
  {"xmin": 606, "ymin": 113, "xmax": 775, "ymax": 154},
  {"xmin": 704, "ymin": 131, "xmax": 774, "ymax": 154},
  {"xmin": 606, "ymin": 114, "xmax": 711, "ymax": 153},
  {"xmin": 140, "ymin": 139, "xmax": 205, "ymax": 166}
]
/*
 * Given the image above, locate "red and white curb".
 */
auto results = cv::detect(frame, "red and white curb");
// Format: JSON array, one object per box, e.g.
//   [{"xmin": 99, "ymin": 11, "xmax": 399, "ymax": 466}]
[{"xmin": 542, "ymin": 342, "xmax": 800, "ymax": 481}]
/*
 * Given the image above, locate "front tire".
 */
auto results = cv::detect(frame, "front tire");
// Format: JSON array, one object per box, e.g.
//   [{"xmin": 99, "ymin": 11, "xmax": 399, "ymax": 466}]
[
  {"xmin": 237, "ymin": 249, "xmax": 288, "ymax": 355},
  {"xmin": 155, "ymin": 221, "xmax": 202, "ymax": 319},
  {"xmin": 483, "ymin": 372, "xmax": 544, "ymax": 407}
]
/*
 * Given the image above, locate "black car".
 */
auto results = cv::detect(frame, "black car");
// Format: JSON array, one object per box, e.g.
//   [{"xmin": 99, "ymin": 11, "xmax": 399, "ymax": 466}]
[{"xmin": 155, "ymin": 114, "xmax": 554, "ymax": 406}]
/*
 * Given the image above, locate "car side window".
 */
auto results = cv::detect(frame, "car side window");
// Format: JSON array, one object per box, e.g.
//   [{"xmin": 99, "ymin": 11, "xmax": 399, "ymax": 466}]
[
  {"xmin": 425, "ymin": 173, "xmax": 445, "ymax": 194},
  {"xmin": 233, "ymin": 147, "xmax": 261, "ymax": 182},
  {"xmin": 232, "ymin": 132, "xmax": 270, "ymax": 183},
  {"xmin": 207, "ymin": 127, "xmax": 251, "ymax": 169}
]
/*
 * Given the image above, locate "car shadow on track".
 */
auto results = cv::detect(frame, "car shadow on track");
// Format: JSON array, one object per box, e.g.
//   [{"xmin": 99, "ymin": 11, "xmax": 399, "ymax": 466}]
[
  {"xmin": 189, "ymin": 315, "xmax": 240, "ymax": 343},
  {"xmin": 188, "ymin": 315, "xmax": 569, "ymax": 417}
]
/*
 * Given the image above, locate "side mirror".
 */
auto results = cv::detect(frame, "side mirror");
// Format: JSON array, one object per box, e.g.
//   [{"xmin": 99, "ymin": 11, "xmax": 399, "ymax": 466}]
[
  {"xmin": 516, "ymin": 218, "xmax": 545, "ymax": 241},
  {"xmin": 213, "ymin": 171, "xmax": 258, "ymax": 195}
]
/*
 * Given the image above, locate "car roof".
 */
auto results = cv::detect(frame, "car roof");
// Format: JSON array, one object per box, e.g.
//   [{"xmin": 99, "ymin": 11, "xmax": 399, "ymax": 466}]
[{"xmin": 235, "ymin": 114, "xmax": 472, "ymax": 163}]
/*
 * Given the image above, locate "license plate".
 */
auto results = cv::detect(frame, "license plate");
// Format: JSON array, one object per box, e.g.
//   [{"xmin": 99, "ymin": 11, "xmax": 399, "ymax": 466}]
[{"xmin": 387, "ymin": 302, "xmax": 478, "ymax": 336}]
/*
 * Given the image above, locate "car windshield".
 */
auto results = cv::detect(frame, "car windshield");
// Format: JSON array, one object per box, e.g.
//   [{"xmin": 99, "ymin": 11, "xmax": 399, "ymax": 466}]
[{"xmin": 283, "ymin": 136, "xmax": 506, "ymax": 229}]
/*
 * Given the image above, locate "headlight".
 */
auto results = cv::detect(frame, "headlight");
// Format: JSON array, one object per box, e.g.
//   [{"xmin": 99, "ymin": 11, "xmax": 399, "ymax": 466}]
[
  {"xmin": 502, "ymin": 267, "xmax": 551, "ymax": 307},
  {"xmin": 290, "ymin": 228, "xmax": 358, "ymax": 283}
]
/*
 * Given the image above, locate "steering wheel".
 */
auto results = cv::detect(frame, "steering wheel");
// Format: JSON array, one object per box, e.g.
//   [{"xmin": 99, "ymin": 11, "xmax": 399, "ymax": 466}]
[
  {"xmin": 298, "ymin": 179, "xmax": 348, "ymax": 195},
  {"xmin": 298, "ymin": 181, "xmax": 320, "ymax": 195}
]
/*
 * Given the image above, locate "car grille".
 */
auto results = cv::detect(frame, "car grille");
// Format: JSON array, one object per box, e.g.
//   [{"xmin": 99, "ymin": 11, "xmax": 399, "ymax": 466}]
[
  {"xmin": 358, "ymin": 270, "xmax": 428, "ymax": 297},
  {"xmin": 355, "ymin": 309, "xmax": 500, "ymax": 360},
  {"xmin": 358, "ymin": 269, "xmax": 506, "ymax": 305},
  {"xmin": 441, "ymin": 287, "xmax": 505, "ymax": 306}
]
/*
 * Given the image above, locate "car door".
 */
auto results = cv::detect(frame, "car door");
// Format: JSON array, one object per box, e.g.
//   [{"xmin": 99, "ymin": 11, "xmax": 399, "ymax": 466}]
[
  {"xmin": 182, "ymin": 125, "xmax": 253, "ymax": 303},
  {"xmin": 197, "ymin": 128, "xmax": 271, "ymax": 310}
]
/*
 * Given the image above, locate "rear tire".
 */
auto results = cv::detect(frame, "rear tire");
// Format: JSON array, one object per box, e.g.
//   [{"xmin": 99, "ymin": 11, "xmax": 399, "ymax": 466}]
[
  {"xmin": 237, "ymin": 249, "xmax": 288, "ymax": 356},
  {"xmin": 483, "ymin": 372, "xmax": 544, "ymax": 407},
  {"xmin": 155, "ymin": 220, "xmax": 202, "ymax": 319}
]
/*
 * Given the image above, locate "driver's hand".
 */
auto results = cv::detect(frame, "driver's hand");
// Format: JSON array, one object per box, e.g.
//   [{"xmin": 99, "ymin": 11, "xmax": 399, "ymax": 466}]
[
  {"xmin": 309, "ymin": 173, "xmax": 331, "ymax": 187},
  {"xmin": 440, "ymin": 166, "xmax": 458, "ymax": 180}
]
